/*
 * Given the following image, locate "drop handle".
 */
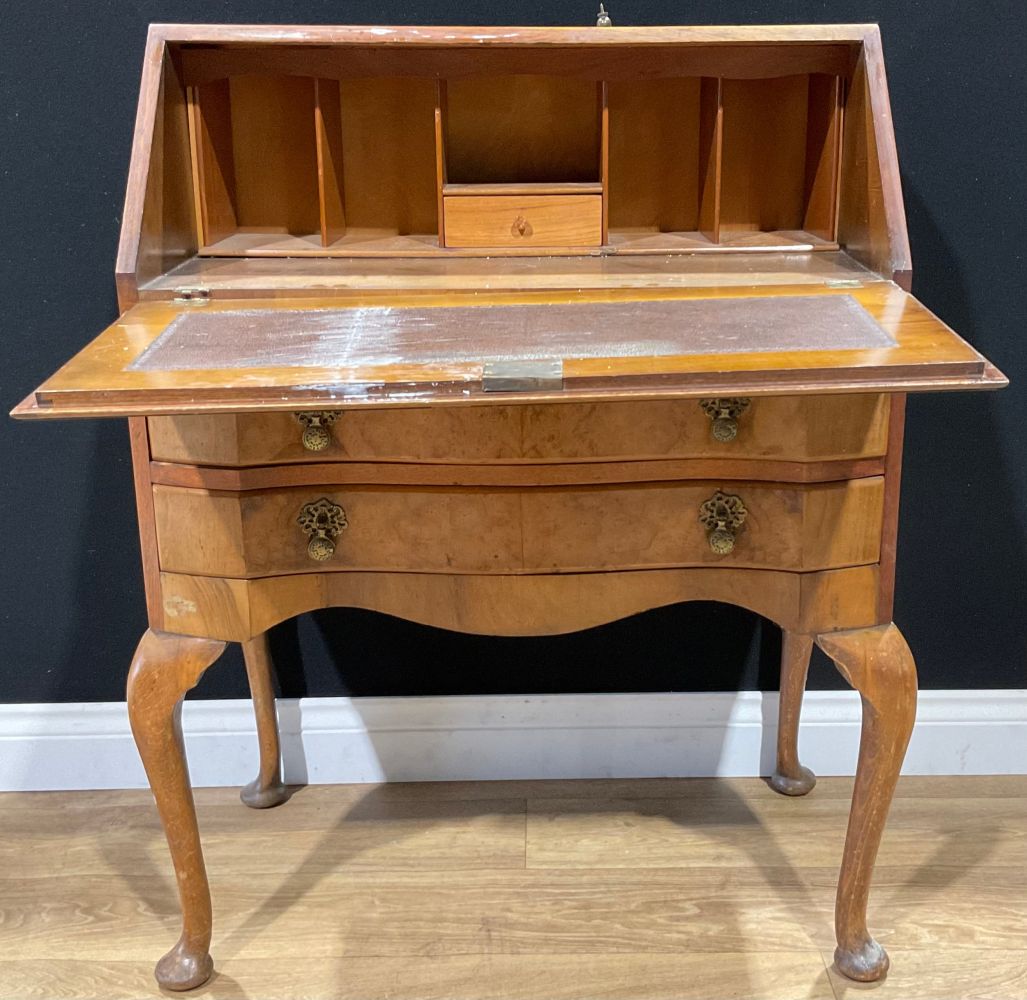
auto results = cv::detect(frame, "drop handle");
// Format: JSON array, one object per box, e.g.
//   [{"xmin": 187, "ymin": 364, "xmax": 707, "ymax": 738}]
[
  {"xmin": 699, "ymin": 491, "xmax": 748, "ymax": 555},
  {"xmin": 298, "ymin": 498, "xmax": 348, "ymax": 562},
  {"xmin": 699, "ymin": 398, "xmax": 751, "ymax": 442},
  {"xmin": 295, "ymin": 410, "xmax": 340, "ymax": 451}
]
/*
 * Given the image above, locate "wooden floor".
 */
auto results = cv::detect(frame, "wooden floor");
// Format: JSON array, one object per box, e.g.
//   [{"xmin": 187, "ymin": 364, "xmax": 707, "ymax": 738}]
[{"xmin": 0, "ymin": 776, "xmax": 1024, "ymax": 999}]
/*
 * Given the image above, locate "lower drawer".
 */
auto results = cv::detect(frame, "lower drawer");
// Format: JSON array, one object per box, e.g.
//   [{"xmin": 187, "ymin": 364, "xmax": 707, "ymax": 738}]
[{"xmin": 152, "ymin": 478, "xmax": 884, "ymax": 578}]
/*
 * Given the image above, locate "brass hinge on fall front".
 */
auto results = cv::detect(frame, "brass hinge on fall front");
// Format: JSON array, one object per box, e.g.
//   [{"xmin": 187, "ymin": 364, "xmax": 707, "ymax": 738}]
[
  {"xmin": 173, "ymin": 287, "xmax": 211, "ymax": 304},
  {"xmin": 482, "ymin": 360, "xmax": 564, "ymax": 393}
]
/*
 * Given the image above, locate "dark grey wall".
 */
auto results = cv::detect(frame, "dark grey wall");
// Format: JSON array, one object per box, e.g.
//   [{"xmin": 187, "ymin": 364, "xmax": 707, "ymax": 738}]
[{"xmin": 2, "ymin": 1, "xmax": 1024, "ymax": 703}]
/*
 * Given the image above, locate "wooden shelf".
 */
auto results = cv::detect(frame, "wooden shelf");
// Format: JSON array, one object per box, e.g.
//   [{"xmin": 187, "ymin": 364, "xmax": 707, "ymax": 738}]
[
  {"xmin": 609, "ymin": 229, "xmax": 837, "ymax": 254},
  {"xmin": 719, "ymin": 230, "xmax": 838, "ymax": 250},
  {"xmin": 147, "ymin": 251, "xmax": 883, "ymax": 297},
  {"xmin": 200, "ymin": 229, "xmax": 837, "ymax": 258},
  {"xmin": 607, "ymin": 230, "xmax": 717, "ymax": 253}
]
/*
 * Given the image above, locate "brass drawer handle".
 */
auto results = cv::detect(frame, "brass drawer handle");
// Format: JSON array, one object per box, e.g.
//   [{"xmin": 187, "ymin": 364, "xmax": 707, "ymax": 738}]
[
  {"xmin": 699, "ymin": 398, "xmax": 751, "ymax": 442},
  {"xmin": 298, "ymin": 498, "xmax": 348, "ymax": 561},
  {"xmin": 699, "ymin": 491, "xmax": 748, "ymax": 555},
  {"xmin": 295, "ymin": 410, "xmax": 340, "ymax": 451}
]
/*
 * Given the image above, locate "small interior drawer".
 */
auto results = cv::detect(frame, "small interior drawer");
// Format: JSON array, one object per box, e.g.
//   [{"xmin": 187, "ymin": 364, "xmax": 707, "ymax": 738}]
[
  {"xmin": 443, "ymin": 194, "xmax": 603, "ymax": 248},
  {"xmin": 147, "ymin": 395, "xmax": 889, "ymax": 468},
  {"xmin": 152, "ymin": 478, "xmax": 883, "ymax": 579}
]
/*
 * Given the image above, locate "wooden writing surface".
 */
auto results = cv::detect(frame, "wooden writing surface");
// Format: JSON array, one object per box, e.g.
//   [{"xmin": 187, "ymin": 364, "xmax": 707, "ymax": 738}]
[{"xmin": 14, "ymin": 283, "xmax": 1001, "ymax": 419}]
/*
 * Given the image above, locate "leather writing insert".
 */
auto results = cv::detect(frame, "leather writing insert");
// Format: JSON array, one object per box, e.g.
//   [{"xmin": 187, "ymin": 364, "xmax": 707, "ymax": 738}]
[{"xmin": 130, "ymin": 294, "xmax": 895, "ymax": 372}]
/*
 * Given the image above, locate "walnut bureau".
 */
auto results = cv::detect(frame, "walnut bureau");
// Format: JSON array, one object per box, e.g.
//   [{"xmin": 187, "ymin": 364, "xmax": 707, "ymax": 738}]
[{"xmin": 13, "ymin": 20, "xmax": 1007, "ymax": 992}]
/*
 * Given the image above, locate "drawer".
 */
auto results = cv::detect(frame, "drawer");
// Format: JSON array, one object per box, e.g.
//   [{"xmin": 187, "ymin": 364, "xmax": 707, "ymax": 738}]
[
  {"xmin": 443, "ymin": 194, "xmax": 603, "ymax": 248},
  {"xmin": 148, "ymin": 395, "xmax": 889, "ymax": 467},
  {"xmin": 152, "ymin": 478, "xmax": 883, "ymax": 578}
]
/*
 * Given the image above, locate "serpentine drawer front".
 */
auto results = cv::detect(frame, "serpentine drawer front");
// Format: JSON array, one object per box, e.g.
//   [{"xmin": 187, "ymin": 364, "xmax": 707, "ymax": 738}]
[
  {"xmin": 151, "ymin": 478, "xmax": 884, "ymax": 578},
  {"xmin": 147, "ymin": 394, "xmax": 889, "ymax": 467}
]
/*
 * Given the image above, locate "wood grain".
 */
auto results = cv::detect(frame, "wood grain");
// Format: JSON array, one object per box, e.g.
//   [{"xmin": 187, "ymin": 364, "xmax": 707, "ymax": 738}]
[
  {"xmin": 109, "ymin": 23, "xmax": 918, "ymax": 305},
  {"xmin": 817, "ymin": 623, "xmax": 918, "ymax": 982},
  {"xmin": 139, "ymin": 249, "xmax": 881, "ymax": 296},
  {"xmin": 154, "ymin": 565, "xmax": 881, "ymax": 643},
  {"xmin": 877, "ymin": 393, "xmax": 907, "ymax": 621},
  {"xmin": 2, "ymin": 777, "xmax": 1022, "ymax": 998},
  {"xmin": 145, "ymin": 394, "xmax": 890, "ymax": 468},
  {"xmin": 174, "ymin": 38, "xmax": 853, "ymax": 87},
  {"xmin": 150, "ymin": 478, "xmax": 884, "ymax": 578},
  {"xmin": 225, "ymin": 75, "xmax": 320, "ymax": 239},
  {"xmin": 606, "ymin": 77, "xmax": 702, "ymax": 234},
  {"xmin": 238, "ymin": 634, "xmax": 288, "ymax": 809},
  {"xmin": 802, "ymin": 74, "xmax": 843, "ymax": 241},
  {"xmin": 442, "ymin": 75, "xmax": 600, "ymax": 187},
  {"xmin": 125, "ymin": 629, "xmax": 227, "ymax": 990},
  {"xmin": 443, "ymin": 194, "xmax": 603, "ymax": 249},
  {"xmin": 314, "ymin": 79, "xmax": 346, "ymax": 245},
  {"xmin": 16, "ymin": 284, "xmax": 1005, "ymax": 420},
  {"xmin": 770, "ymin": 631, "xmax": 816, "ymax": 796},
  {"xmin": 338, "ymin": 76, "xmax": 439, "ymax": 239},
  {"xmin": 128, "ymin": 417, "xmax": 163, "ymax": 630},
  {"xmin": 720, "ymin": 75, "xmax": 811, "ymax": 235},
  {"xmin": 121, "ymin": 49, "xmax": 196, "ymax": 301},
  {"xmin": 0, "ymin": 954, "xmax": 838, "ymax": 1000},
  {"xmin": 188, "ymin": 79, "xmax": 236, "ymax": 246},
  {"xmin": 148, "ymin": 456, "xmax": 888, "ymax": 491}
]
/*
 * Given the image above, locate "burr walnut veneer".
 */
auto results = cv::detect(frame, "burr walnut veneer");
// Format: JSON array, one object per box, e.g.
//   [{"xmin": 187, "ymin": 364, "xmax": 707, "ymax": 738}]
[{"xmin": 13, "ymin": 22, "xmax": 1006, "ymax": 993}]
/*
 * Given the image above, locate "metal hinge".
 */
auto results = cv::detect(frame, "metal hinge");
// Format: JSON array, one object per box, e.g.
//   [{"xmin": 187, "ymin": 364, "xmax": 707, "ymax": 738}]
[
  {"xmin": 483, "ymin": 360, "xmax": 564, "ymax": 393},
  {"xmin": 173, "ymin": 287, "xmax": 211, "ymax": 304}
]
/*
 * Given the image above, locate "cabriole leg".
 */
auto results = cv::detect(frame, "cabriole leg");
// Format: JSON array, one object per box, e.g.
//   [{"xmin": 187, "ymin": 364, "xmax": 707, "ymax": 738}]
[
  {"xmin": 240, "ymin": 632, "xmax": 289, "ymax": 809},
  {"xmin": 816, "ymin": 623, "xmax": 917, "ymax": 982},
  {"xmin": 127, "ymin": 628, "xmax": 227, "ymax": 991},
  {"xmin": 770, "ymin": 630, "xmax": 817, "ymax": 796}
]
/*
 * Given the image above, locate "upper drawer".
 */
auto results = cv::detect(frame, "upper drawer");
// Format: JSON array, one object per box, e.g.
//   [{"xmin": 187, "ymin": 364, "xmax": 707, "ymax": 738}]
[
  {"xmin": 152, "ymin": 477, "xmax": 883, "ymax": 579},
  {"xmin": 443, "ymin": 194, "xmax": 603, "ymax": 248},
  {"xmin": 148, "ymin": 394, "xmax": 889, "ymax": 467}
]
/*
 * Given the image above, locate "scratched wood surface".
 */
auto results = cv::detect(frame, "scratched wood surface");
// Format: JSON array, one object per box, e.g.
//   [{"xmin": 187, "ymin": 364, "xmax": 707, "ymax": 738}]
[
  {"xmin": 13, "ymin": 283, "xmax": 1004, "ymax": 421},
  {"xmin": 0, "ymin": 776, "xmax": 1023, "ymax": 999}
]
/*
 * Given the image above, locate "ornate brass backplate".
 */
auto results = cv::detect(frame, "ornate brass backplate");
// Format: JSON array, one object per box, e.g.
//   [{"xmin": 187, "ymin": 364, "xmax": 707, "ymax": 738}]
[
  {"xmin": 699, "ymin": 397, "xmax": 751, "ymax": 442},
  {"xmin": 294, "ymin": 410, "xmax": 340, "ymax": 451},
  {"xmin": 698, "ymin": 490, "xmax": 748, "ymax": 554},
  {"xmin": 297, "ymin": 497, "xmax": 348, "ymax": 561}
]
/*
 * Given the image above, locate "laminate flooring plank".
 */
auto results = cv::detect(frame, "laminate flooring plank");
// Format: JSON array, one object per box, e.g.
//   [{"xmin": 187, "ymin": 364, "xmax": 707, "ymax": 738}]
[
  {"xmin": 0, "ymin": 777, "xmax": 1023, "ymax": 1000},
  {"xmin": 525, "ymin": 795, "xmax": 1027, "ymax": 869},
  {"xmin": 0, "ymin": 868, "xmax": 820, "ymax": 960},
  {"xmin": 2, "ymin": 952, "xmax": 837, "ymax": 1000}
]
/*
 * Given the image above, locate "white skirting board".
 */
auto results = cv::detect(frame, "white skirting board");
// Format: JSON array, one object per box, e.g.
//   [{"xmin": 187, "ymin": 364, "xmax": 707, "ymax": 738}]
[{"xmin": 0, "ymin": 690, "xmax": 1024, "ymax": 792}]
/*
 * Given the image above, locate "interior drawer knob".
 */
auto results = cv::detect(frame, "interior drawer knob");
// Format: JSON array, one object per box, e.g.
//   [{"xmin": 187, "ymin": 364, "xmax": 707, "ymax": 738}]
[
  {"xmin": 295, "ymin": 410, "xmax": 340, "ymax": 451},
  {"xmin": 699, "ymin": 491, "xmax": 748, "ymax": 555},
  {"xmin": 297, "ymin": 498, "xmax": 348, "ymax": 561},
  {"xmin": 699, "ymin": 397, "xmax": 751, "ymax": 442},
  {"xmin": 511, "ymin": 214, "xmax": 533, "ymax": 238}
]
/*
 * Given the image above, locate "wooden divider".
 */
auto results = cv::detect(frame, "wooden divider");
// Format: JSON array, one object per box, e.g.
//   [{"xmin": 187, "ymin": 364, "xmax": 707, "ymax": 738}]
[
  {"xmin": 314, "ymin": 79, "xmax": 345, "ymax": 246},
  {"xmin": 435, "ymin": 80, "xmax": 448, "ymax": 248},
  {"xmin": 698, "ymin": 77, "xmax": 723, "ymax": 243}
]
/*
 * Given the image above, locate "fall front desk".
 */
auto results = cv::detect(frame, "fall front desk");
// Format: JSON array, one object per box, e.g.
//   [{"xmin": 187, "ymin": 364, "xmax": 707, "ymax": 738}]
[{"xmin": 13, "ymin": 22, "xmax": 1006, "ymax": 992}]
